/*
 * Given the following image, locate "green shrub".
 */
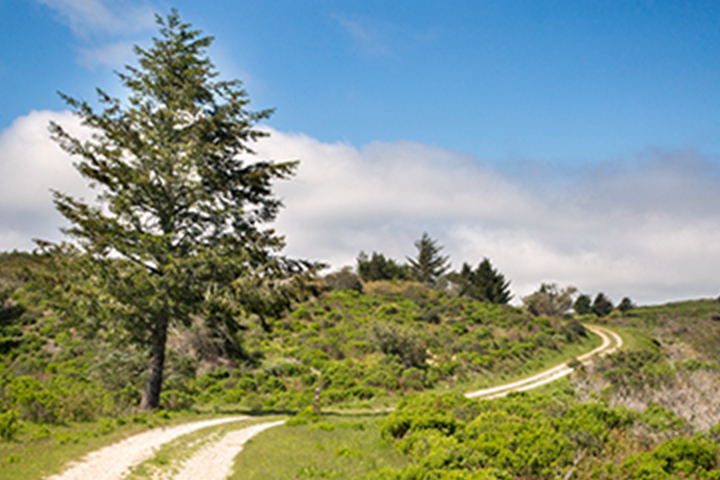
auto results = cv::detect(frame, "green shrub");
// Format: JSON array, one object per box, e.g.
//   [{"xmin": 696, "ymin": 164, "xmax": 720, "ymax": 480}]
[
  {"xmin": 641, "ymin": 402, "xmax": 685, "ymax": 432},
  {"xmin": 401, "ymin": 368, "xmax": 426, "ymax": 391},
  {"xmin": 299, "ymin": 372, "xmax": 318, "ymax": 386},
  {"xmin": 259, "ymin": 376, "xmax": 287, "ymax": 394},
  {"xmin": 381, "ymin": 393, "xmax": 471, "ymax": 440},
  {"xmin": 379, "ymin": 392, "xmax": 663, "ymax": 480},
  {"xmin": 301, "ymin": 349, "xmax": 330, "ymax": 370},
  {"xmin": 676, "ymin": 358, "xmax": 715, "ymax": 372},
  {"xmin": 287, "ymin": 406, "xmax": 320, "ymax": 426},
  {"xmin": 236, "ymin": 375, "xmax": 258, "ymax": 392},
  {"xmin": 160, "ymin": 389, "xmax": 195, "ymax": 410},
  {"xmin": 243, "ymin": 393, "xmax": 264, "ymax": 412},
  {"xmin": 624, "ymin": 436, "xmax": 720, "ymax": 479},
  {"xmin": 0, "ymin": 409, "xmax": 20, "ymax": 441},
  {"xmin": 8, "ymin": 376, "xmax": 61, "ymax": 423},
  {"xmin": 369, "ymin": 322, "xmax": 427, "ymax": 369}
]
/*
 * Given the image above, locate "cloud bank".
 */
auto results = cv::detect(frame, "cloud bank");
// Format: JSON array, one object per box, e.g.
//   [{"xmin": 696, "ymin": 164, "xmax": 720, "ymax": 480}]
[
  {"xmin": 256, "ymin": 129, "xmax": 720, "ymax": 305},
  {"xmin": 0, "ymin": 111, "xmax": 93, "ymax": 249},
  {"xmin": 1, "ymin": 111, "xmax": 718, "ymax": 305}
]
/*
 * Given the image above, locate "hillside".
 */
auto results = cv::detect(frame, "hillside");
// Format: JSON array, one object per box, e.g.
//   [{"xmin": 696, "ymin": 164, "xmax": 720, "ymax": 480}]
[
  {"xmin": 234, "ymin": 299, "xmax": 720, "ymax": 480},
  {"xmin": 363, "ymin": 300, "xmax": 720, "ymax": 479},
  {"xmin": 0, "ymin": 251, "xmax": 595, "ymax": 426},
  {"xmin": 3, "ymin": 250, "xmax": 720, "ymax": 479}
]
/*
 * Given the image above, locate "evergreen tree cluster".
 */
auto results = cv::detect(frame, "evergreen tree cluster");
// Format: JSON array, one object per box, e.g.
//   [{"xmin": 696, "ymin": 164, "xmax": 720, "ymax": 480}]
[
  {"xmin": 573, "ymin": 292, "xmax": 635, "ymax": 317},
  {"xmin": 355, "ymin": 233, "xmax": 512, "ymax": 305},
  {"xmin": 455, "ymin": 258, "xmax": 512, "ymax": 304},
  {"xmin": 357, "ymin": 252, "xmax": 409, "ymax": 282}
]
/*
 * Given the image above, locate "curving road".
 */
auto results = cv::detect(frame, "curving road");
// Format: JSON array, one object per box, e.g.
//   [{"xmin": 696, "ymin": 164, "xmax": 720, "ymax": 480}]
[
  {"xmin": 43, "ymin": 324, "xmax": 622, "ymax": 480},
  {"xmin": 465, "ymin": 324, "xmax": 623, "ymax": 400}
]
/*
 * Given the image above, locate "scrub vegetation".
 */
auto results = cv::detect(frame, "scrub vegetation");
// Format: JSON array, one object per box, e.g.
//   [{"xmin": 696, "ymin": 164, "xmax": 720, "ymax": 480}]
[
  {"xmin": 376, "ymin": 389, "xmax": 720, "ymax": 480},
  {"xmin": 0, "ymin": 250, "xmax": 593, "ymax": 432}
]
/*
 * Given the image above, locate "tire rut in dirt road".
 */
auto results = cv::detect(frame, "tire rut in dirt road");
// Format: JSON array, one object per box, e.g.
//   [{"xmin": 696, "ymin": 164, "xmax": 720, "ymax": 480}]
[
  {"xmin": 44, "ymin": 417, "xmax": 246, "ymax": 480},
  {"xmin": 465, "ymin": 325, "xmax": 623, "ymax": 399},
  {"xmin": 172, "ymin": 420, "xmax": 286, "ymax": 480}
]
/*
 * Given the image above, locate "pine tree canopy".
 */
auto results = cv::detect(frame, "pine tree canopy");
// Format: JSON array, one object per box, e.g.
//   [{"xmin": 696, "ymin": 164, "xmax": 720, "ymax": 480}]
[
  {"xmin": 45, "ymin": 10, "xmax": 308, "ymax": 410},
  {"xmin": 458, "ymin": 258, "xmax": 512, "ymax": 304},
  {"xmin": 573, "ymin": 294, "xmax": 592, "ymax": 315},
  {"xmin": 357, "ymin": 251, "xmax": 409, "ymax": 282},
  {"xmin": 592, "ymin": 293, "xmax": 614, "ymax": 317},
  {"xmin": 407, "ymin": 233, "xmax": 450, "ymax": 286}
]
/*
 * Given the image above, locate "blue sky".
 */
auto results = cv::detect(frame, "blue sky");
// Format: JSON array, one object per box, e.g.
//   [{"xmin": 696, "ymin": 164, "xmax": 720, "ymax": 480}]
[
  {"xmin": 4, "ymin": 0, "xmax": 720, "ymax": 161},
  {"xmin": 2, "ymin": 0, "xmax": 720, "ymax": 304}
]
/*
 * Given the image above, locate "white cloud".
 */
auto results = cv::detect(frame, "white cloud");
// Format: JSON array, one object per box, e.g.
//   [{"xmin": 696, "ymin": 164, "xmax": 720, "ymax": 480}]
[
  {"xmin": 254, "ymin": 129, "xmax": 720, "ymax": 305},
  {"xmin": 35, "ymin": 0, "xmax": 155, "ymax": 37},
  {"xmin": 78, "ymin": 41, "xmax": 135, "ymax": 69},
  {"xmin": 1, "ymin": 113, "xmax": 718, "ymax": 305},
  {"xmin": 0, "ymin": 110, "xmax": 93, "ymax": 251}
]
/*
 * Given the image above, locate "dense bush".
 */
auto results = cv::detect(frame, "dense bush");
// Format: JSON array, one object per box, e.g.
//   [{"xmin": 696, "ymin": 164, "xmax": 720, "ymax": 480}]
[
  {"xmin": 379, "ymin": 391, "xmax": 720, "ymax": 480},
  {"xmin": 0, "ymin": 409, "xmax": 19, "ymax": 440},
  {"xmin": 623, "ymin": 436, "xmax": 720, "ymax": 479},
  {"xmin": 176, "ymin": 285, "xmax": 593, "ymax": 412}
]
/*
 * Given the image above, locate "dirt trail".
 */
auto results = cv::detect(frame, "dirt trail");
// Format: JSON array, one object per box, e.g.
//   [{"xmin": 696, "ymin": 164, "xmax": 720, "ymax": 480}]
[
  {"xmin": 45, "ymin": 325, "xmax": 623, "ymax": 480},
  {"xmin": 172, "ymin": 420, "xmax": 286, "ymax": 480},
  {"xmin": 465, "ymin": 325, "xmax": 623, "ymax": 399},
  {"xmin": 44, "ymin": 417, "xmax": 246, "ymax": 480}
]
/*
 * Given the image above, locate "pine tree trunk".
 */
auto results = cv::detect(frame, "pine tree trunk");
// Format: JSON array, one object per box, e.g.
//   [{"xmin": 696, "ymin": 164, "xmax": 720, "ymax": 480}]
[{"xmin": 140, "ymin": 315, "xmax": 168, "ymax": 410}]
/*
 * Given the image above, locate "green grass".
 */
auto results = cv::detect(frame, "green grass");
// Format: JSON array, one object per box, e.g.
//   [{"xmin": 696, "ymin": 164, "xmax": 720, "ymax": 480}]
[
  {"xmin": 0, "ymin": 412, "xmax": 243, "ymax": 480},
  {"xmin": 601, "ymin": 323, "xmax": 643, "ymax": 351},
  {"xmin": 231, "ymin": 414, "xmax": 408, "ymax": 480}
]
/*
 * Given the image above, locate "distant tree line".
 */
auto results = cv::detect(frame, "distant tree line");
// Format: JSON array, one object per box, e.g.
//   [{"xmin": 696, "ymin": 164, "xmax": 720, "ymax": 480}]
[
  {"xmin": 521, "ymin": 283, "xmax": 636, "ymax": 318},
  {"xmin": 346, "ymin": 232, "xmax": 640, "ymax": 317},
  {"xmin": 573, "ymin": 292, "xmax": 635, "ymax": 316},
  {"xmin": 354, "ymin": 232, "xmax": 512, "ymax": 305}
]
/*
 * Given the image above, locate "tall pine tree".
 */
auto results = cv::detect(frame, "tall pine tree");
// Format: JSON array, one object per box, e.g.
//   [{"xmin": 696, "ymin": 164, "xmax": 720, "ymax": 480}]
[
  {"xmin": 48, "ymin": 11, "xmax": 307, "ymax": 410},
  {"xmin": 407, "ymin": 233, "xmax": 450, "ymax": 286}
]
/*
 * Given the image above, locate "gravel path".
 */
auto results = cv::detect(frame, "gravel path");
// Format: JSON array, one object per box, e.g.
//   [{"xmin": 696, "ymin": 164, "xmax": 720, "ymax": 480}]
[
  {"xmin": 44, "ymin": 416, "xmax": 246, "ymax": 480},
  {"xmin": 173, "ymin": 420, "xmax": 286, "ymax": 480},
  {"xmin": 465, "ymin": 325, "xmax": 623, "ymax": 399}
]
